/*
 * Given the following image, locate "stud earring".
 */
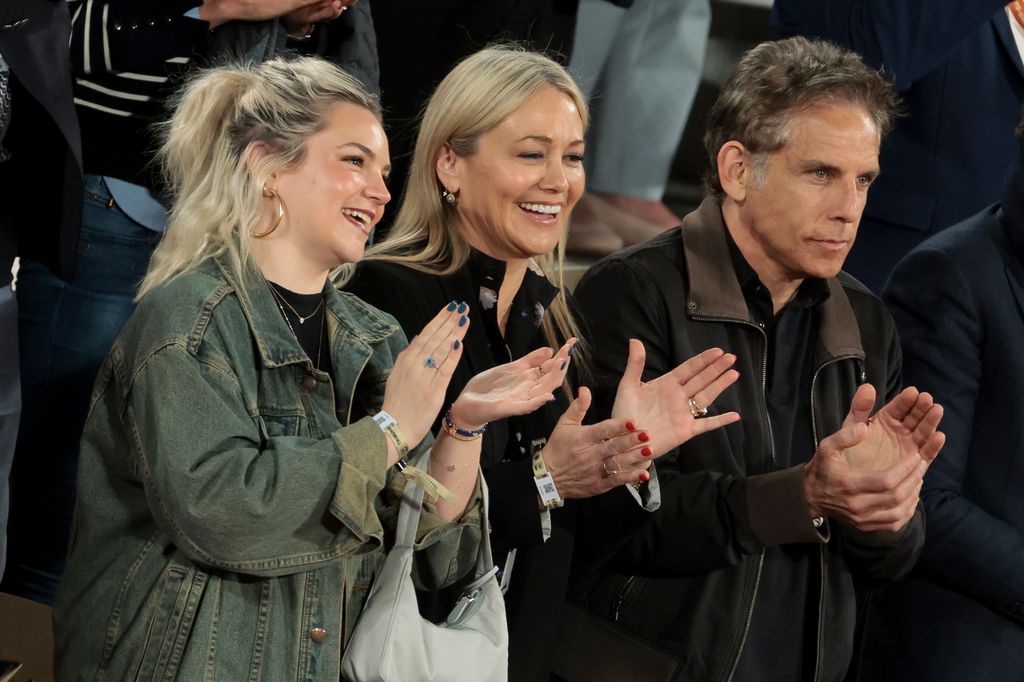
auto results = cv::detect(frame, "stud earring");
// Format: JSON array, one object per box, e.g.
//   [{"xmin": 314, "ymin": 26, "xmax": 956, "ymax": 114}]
[{"xmin": 441, "ymin": 188, "xmax": 458, "ymax": 205}]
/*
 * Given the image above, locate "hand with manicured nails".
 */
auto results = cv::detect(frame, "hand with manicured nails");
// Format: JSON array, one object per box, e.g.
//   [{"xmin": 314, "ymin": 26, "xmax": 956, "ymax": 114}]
[
  {"xmin": 381, "ymin": 303, "xmax": 469, "ymax": 457},
  {"xmin": 539, "ymin": 386, "xmax": 654, "ymax": 496},
  {"xmin": 804, "ymin": 383, "xmax": 946, "ymax": 533},
  {"xmin": 449, "ymin": 338, "xmax": 576, "ymax": 431},
  {"xmin": 610, "ymin": 339, "xmax": 742, "ymax": 458}
]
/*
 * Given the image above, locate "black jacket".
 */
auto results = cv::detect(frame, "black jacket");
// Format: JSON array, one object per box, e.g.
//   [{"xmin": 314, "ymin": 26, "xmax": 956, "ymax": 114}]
[
  {"xmin": 0, "ymin": 0, "xmax": 82, "ymax": 283},
  {"xmin": 858, "ymin": 170, "xmax": 1024, "ymax": 679},
  {"xmin": 344, "ymin": 259, "xmax": 577, "ymax": 682},
  {"xmin": 568, "ymin": 198, "xmax": 924, "ymax": 682}
]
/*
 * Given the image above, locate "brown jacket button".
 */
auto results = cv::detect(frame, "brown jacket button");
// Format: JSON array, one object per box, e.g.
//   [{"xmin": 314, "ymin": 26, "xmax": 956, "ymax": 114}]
[
  {"xmin": 302, "ymin": 375, "xmax": 318, "ymax": 391},
  {"xmin": 309, "ymin": 626, "xmax": 327, "ymax": 642}
]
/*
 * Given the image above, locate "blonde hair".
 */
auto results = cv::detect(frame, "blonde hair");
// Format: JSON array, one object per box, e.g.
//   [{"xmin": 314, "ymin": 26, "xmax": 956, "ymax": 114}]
[
  {"xmin": 354, "ymin": 45, "xmax": 589, "ymax": 368},
  {"xmin": 137, "ymin": 56, "xmax": 381, "ymax": 300}
]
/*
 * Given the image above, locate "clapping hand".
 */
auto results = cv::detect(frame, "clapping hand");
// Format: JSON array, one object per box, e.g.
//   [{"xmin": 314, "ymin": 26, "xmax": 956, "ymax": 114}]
[
  {"xmin": 804, "ymin": 383, "xmax": 945, "ymax": 533},
  {"xmin": 447, "ymin": 338, "xmax": 576, "ymax": 430},
  {"xmin": 610, "ymin": 339, "xmax": 741, "ymax": 458}
]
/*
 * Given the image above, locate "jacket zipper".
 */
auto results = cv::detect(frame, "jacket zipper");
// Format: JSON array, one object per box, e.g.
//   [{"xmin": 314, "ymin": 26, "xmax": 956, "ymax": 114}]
[
  {"xmin": 808, "ymin": 355, "xmax": 861, "ymax": 682},
  {"xmin": 611, "ymin": 575, "xmax": 640, "ymax": 622},
  {"xmin": 717, "ymin": 318, "xmax": 773, "ymax": 682}
]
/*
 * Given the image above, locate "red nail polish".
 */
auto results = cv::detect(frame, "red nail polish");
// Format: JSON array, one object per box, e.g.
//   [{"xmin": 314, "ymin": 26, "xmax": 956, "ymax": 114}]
[
  {"xmin": 638, "ymin": 432, "xmax": 650, "ymax": 442},
  {"xmin": 641, "ymin": 446, "xmax": 652, "ymax": 457},
  {"xmin": 639, "ymin": 471, "xmax": 650, "ymax": 482},
  {"xmin": 626, "ymin": 421, "xmax": 636, "ymax": 431}
]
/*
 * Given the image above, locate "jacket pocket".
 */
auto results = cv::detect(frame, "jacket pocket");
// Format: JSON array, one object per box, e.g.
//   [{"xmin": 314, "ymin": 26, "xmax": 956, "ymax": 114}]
[{"xmin": 133, "ymin": 561, "xmax": 208, "ymax": 681}]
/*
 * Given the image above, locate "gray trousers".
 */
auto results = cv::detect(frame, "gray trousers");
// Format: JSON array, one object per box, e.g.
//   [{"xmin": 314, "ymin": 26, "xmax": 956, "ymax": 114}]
[
  {"xmin": 0, "ymin": 283, "xmax": 20, "ymax": 579},
  {"xmin": 570, "ymin": 0, "xmax": 711, "ymax": 199}
]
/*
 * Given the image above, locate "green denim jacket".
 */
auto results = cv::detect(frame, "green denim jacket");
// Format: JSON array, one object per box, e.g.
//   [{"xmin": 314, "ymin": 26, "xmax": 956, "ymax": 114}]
[{"xmin": 53, "ymin": 257, "xmax": 482, "ymax": 681}]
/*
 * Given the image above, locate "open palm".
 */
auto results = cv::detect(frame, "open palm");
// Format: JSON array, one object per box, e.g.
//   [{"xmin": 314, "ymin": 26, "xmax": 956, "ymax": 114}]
[
  {"xmin": 841, "ymin": 384, "xmax": 945, "ymax": 472},
  {"xmin": 611, "ymin": 339, "xmax": 741, "ymax": 458},
  {"xmin": 451, "ymin": 339, "xmax": 575, "ymax": 429}
]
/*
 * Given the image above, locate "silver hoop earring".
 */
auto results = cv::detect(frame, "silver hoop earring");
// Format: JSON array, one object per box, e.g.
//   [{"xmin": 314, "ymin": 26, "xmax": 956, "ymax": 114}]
[{"xmin": 254, "ymin": 186, "xmax": 284, "ymax": 239}]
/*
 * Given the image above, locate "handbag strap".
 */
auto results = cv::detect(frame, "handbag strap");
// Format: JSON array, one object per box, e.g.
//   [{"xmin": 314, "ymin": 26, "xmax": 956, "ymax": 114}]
[{"xmin": 395, "ymin": 467, "xmax": 495, "ymax": 574}]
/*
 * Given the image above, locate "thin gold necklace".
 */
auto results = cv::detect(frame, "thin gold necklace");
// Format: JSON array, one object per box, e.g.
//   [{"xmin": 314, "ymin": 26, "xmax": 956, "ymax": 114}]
[
  {"xmin": 268, "ymin": 282, "xmax": 325, "ymax": 324},
  {"xmin": 266, "ymin": 281, "xmax": 326, "ymax": 370}
]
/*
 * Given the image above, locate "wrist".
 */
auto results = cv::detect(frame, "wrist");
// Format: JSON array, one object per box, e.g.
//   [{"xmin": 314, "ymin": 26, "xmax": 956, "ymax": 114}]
[
  {"xmin": 285, "ymin": 21, "xmax": 315, "ymax": 40},
  {"xmin": 803, "ymin": 462, "xmax": 824, "ymax": 519},
  {"xmin": 447, "ymin": 401, "xmax": 487, "ymax": 433}
]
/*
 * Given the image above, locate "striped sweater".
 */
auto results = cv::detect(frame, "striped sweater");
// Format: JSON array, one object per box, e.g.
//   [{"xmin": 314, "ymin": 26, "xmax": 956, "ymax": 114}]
[{"xmin": 69, "ymin": 0, "xmax": 208, "ymax": 188}]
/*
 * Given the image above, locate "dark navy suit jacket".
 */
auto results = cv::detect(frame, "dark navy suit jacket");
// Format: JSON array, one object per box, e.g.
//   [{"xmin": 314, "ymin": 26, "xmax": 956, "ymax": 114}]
[
  {"xmin": 772, "ymin": 0, "xmax": 1024, "ymax": 293},
  {"xmin": 856, "ymin": 193, "xmax": 1024, "ymax": 680},
  {"xmin": 0, "ymin": 0, "xmax": 82, "ymax": 283}
]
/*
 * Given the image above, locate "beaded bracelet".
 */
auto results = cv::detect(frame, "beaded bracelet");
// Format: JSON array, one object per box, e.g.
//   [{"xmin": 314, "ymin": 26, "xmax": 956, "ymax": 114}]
[{"xmin": 441, "ymin": 409, "xmax": 487, "ymax": 441}]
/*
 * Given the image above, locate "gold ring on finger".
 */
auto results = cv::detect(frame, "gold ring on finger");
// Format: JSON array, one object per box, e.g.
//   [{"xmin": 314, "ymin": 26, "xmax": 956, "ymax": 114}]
[
  {"xmin": 688, "ymin": 397, "xmax": 708, "ymax": 419},
  {"xmin": 601, "ymin": 461, "xmax": 618, "ymax": 478}
]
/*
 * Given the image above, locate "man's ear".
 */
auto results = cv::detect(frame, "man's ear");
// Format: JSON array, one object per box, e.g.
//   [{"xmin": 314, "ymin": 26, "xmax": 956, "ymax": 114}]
[
  {"xmin": 435, "ymin": 142, "xmax": 461, "ymax": 194},
  {"xmin": 717, "ymin": 141, "xmax": 752, "ymax": 202}
]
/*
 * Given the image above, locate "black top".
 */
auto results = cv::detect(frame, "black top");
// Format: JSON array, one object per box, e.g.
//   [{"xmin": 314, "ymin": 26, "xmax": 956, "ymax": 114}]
[
  {"xmin": 267, "ymin": 281, "xmax": 333, "ymax": 381},
  {"xmin": 346, "ymin": 252, "xmax": 579, "ymax": 682},
  {"xmin": 726, "ymin": 232, "xmax": 828, "ymax": 682}
]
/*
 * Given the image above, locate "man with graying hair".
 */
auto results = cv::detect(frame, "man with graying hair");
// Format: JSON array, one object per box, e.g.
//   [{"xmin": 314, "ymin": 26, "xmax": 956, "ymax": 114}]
[{"xmin": 560, "ymin": 37, "xmax": 946, "ymax": 681}]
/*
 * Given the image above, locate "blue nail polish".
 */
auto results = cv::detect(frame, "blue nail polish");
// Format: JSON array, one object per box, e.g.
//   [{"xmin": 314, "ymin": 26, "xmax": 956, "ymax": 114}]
[
  {"xmin": 560, "ymin": 360, "xmax": 567, "ymax": 371},
  {"xmin": 457, "ymin": 302, "xmax": 468, "ymax": 313},
  {"xmin": 447, "ymin": 301, "xmax": 457, "ymax": 311},
  {"xmin": 453, "ymin": 339, "xmax": 460, "ymax": 350},
  {"xmin": 569, "ymin": 341, "xmax": 579, "ymax": 357},
  {"xmin": 458, "ymin": 315, "xmax": 467, "ymax": 327}
]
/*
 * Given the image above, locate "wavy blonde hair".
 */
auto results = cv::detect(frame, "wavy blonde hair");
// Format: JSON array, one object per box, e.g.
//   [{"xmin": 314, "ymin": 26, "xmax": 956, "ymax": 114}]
[
  {"xmin": 350, "ymin": 45, "xmax": 589, "ymax": 366},
  {"xmin": 137, "ymin": 56, "xmax": 381, "ymax": 300}
]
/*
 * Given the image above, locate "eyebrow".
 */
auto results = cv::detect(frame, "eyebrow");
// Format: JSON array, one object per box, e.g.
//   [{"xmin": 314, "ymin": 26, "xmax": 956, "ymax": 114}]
[
  {"xmin": 338, "ymin": 142, "xmax": 392, "ymax": 174},
  {"xmin": 795, "ymin": 159, "xmax": 879, "ymax": 178},
  {"xmin": 516, "ymin": 134, "xmax": 586, "ymax": 146}
]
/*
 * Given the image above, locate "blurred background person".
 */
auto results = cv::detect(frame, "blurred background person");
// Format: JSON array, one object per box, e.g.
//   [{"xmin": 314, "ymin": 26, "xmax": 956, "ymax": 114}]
[
  {"xmin": 0, "ymin": 0, "xmax": 82, "ymax": 582},
  {"xmin": 858, "ymin": 110, "xmax": 1024, "ymax": 681},
  {"xmin": 567, "ymin": 0, "xmax": 712, "ymax": 256}
]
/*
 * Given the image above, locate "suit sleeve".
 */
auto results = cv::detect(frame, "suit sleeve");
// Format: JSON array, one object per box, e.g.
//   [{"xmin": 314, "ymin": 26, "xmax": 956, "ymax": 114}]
[
  {"xmin": 574, "ymin": 258, "xmax": 823, "ymax": 579},
  {"xmin": 770, "ymin": 0, "xmax": 1009, "ymax": 89},
  {"xmin": 883, "ymin": 243, "xmax": 1024, "ymax": 622}
]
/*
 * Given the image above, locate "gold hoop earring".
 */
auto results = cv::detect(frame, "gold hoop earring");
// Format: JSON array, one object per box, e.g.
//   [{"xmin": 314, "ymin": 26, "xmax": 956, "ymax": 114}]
[{"xmin": 253, "ymin": 186, "xmax": 284, "ymax": 238}]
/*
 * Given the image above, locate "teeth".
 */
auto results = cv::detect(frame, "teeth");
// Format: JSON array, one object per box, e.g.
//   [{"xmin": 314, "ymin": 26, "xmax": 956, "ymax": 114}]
[
  {"xmin": 342, "ymin": 208, "xmax": 368, "ymax": 224},
  {"xmin": 518, "ymin": 203, "xmax": 562, "ymax": 215}
]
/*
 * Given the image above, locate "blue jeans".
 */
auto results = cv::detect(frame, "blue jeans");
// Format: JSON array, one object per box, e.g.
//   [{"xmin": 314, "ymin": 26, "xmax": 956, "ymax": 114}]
[{"xmin": 1, "ymin": 177, "xmax": 160, "ymax": 604}]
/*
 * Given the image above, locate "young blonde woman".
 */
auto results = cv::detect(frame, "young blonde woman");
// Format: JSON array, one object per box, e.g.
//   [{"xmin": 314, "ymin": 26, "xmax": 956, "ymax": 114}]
[
  {"xmin": 53, "ymin": 56, "xmax": 574, "ymax": 680},
  {"xmin": 343, "ymin": 45, "xmax": 742, "ymax": 681}
]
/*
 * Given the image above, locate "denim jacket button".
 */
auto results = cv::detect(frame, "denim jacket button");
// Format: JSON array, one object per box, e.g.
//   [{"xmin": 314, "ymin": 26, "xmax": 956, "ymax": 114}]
[
  {"xmin": 309, "ymin": 626, "xmax": 327, "ymax": 642},
  {"xmin": 302, "ymin": 375, "xmax": 318, "ymax": 391}
]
